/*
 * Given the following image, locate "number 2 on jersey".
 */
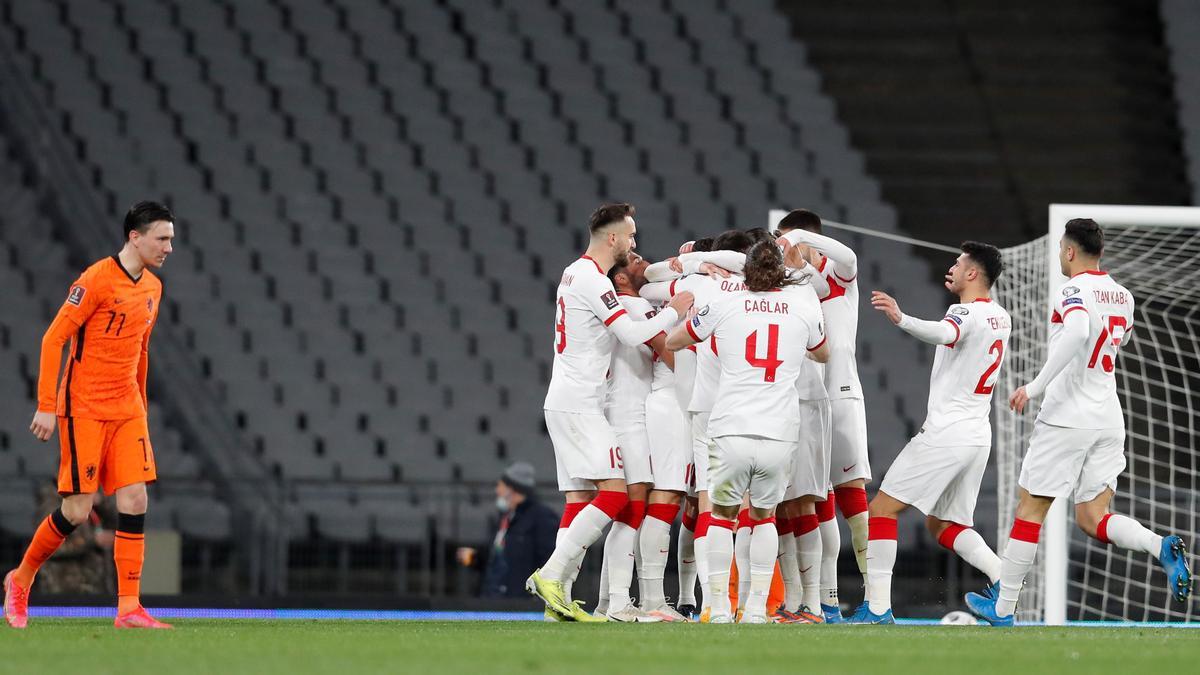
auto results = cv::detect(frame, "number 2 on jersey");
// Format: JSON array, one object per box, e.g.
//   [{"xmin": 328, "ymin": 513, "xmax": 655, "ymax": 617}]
[
  {"xmin": 1087, "ymin": 315, "xmax": 1128, "ymax": 373},
  {"xmin": 555, "ymin": 297, "xmax": 567, "ymax": 354},
  {"xmin": 745, "ymin": 324, "xmax": 783, "ymax": 382},
  {"xmin": 973, "ymin": 339, "xmax": 1004, "ymax": 395}
]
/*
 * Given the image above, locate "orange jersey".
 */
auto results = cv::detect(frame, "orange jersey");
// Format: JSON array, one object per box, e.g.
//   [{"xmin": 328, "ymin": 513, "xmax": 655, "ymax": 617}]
[{"xmin": 38, "ymin": 256, "xmax": 162, "ymax": 420}]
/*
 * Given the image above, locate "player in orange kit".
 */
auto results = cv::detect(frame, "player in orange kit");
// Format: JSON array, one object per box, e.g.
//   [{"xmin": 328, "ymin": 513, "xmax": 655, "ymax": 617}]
[{"xmin": 4, "ymin": 201, "xmax": 175, "ymax": 629}]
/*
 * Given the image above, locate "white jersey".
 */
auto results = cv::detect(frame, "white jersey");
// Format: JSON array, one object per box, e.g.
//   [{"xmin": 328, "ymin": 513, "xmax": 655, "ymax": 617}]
[
  {"xmin": 544, "ymin": 256, "xmax": 630, "ymax": 413},
  {"xmin": 792, "ymin": 283, "xmax": 829, "ymax": 402},
  {"xmin": 668, "ymin": 274, "xmax": 749, "ymax": 413},
  {"xmin": 649, "ymin": 301, "xmax": 675, "ymax": 392},
  {"xmin": 921, "ymin": 299, "xmax": 1012, "ymax": 446},
  {"xmin": 605, "ymin": 294, "xmax": 657, "ymax": 424},
  {"xmin": 688, "ymin": 285, "xmax": 826, "ymax": 441},
  {"xmin": 817, "ymin": 257, "xmax": 863, "ymax": 400},
  {"xmin": 1038, "ymin": 271, "xmax": 1134, "ymax": 430}
]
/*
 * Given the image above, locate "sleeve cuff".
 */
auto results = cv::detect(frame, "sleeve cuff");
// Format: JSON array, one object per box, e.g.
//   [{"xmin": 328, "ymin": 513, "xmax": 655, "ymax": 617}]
[
  {"xmin": 806, "ymin": 335, "xmax": 827, "ymax": 352},
  {"xmin": 604, "ymin": 309, "xmax": 627, "ymax": 326},
  {"xmin": 685, "ymin": 321, "xmax": 702, "ymax": 342},
  {"xmin": 943, "ymin": 318, "xmax": 961, "ymax": 348}
]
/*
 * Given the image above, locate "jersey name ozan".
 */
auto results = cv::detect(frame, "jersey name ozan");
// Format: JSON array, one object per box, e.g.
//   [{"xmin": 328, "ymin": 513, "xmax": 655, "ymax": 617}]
[
  {"xmin": 1038, "ymin": 271, "xmax": 1135, "ymax": 430},
  {"xmin": 687, "ymin": 285, "xmax": 826, "ymax": 441},
  {"xmin": 921, "ymin": 299, "xmax": 1011, "ymax": 446}
]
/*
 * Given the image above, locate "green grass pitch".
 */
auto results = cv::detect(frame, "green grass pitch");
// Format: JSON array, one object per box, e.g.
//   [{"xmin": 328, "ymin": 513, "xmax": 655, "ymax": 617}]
[{"xmin": 1, "ymin": 620, "xmax": 1197, "ymax": 674}]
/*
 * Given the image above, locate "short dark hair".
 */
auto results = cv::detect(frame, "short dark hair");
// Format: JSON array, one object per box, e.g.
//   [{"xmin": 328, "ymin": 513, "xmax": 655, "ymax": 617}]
[
  {"xmin": 1063, "ymin": 218, "xmax": 1104, "ymax": 257},
  {"xmin": 744, "ymin": 227, "xmax": 775, "ymax": 245},
  {"xmin": 588, "ymin": 202, "xmax": 634, "ymax": 235},
  {"xmin": 692, "ymin": 237, "xmax": 714, "ymax": 253},
  {"xmin": 960, "ymin": 241, "xmax": 1003, "ymax": 287},
  {"xmin": 776, "ymin": 209, "xmax": 821, "ymax": 233},
  {"xmin": 712, "ymin": 229, "xmax": 754, "ymax": 254},
  {"xmin": 124, "ymin": 201, "xmax": 173, "ymax": 240},
  {"xmin": 742, "ymin": 241, "xmax": 799, "ymax": 292}
]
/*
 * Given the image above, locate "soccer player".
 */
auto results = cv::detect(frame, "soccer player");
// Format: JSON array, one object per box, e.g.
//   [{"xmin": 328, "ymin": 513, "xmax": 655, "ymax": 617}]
[
  {"xmin": 4, "ymin": 201, "xmax": 175, "ymax": 629},
  {"xmin": 596, "ymin": 252, "xmax": 680, "ymax": 622},
  {"xmin": 777, "ymin": 209, "xmax": 869, "ymax": 621},
  {"xmin": 968, "ymin": 218, "xmax": 1192, "ymax": 626},
  {"xmin": 529, "ymin": 203, "xmax": 693, "ymax": 622},
  {"xmin": 665, "ymin": 241, "xmax": 830, "ymax": 623},
  {"xmin": 774, "ymin": 243, "xmax": 832, "ymax": 623},
  {"xmin": 855, "ymin": 242, "xmax": 1010, "ymax": 624},
  {"xmin": 643, "ymin": 230, "xmax": 755, "ymax": 620}
]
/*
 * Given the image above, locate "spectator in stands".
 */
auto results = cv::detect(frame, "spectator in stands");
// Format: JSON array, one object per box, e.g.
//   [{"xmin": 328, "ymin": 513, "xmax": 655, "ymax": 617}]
[{"xmin": 457, "ymin": 462, "xmax": 559, "ymax": 598}]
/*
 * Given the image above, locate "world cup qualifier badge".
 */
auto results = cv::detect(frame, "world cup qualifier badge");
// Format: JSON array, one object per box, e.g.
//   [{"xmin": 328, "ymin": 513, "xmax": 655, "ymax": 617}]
[
  {"xmin": 601, "ymin": 291, "xmax": 619, "ymax": 310},
  {"xmin": 66, "ymin": 285, "xmax": 86, "ymax": 306}
]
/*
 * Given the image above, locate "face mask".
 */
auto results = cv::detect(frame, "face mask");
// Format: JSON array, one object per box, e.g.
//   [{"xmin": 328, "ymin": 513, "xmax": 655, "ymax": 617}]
[{"xmin": 495, "ymin": 495, "xmax": 511, "ymax": 513}]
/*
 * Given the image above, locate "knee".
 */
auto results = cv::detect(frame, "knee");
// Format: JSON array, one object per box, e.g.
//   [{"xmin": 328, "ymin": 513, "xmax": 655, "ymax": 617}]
[
  {"xmin": 59, "ymin": 496, "xmax": 93, "ymax": 525},
  {"xmin": 925, "ymin": 516, "xmax": 948, "ymax": 539},
  {"xmin": 115, "ymin": 485, "xmax": 148, "ymax": 515}
]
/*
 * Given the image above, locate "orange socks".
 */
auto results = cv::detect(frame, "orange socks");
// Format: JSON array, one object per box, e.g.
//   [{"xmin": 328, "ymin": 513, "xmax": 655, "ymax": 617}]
[
  {"xmin": 14, "ymin": 508, "xmax": 78, "ymax": 589},
  {"xmin": 114, "ymin": 513, "xmax": 146, "ymax": 615}
]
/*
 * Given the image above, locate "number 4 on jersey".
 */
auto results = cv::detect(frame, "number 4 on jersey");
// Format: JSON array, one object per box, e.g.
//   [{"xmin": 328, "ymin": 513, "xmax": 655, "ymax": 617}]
[{"xmin": 745, "ymin": 324, "xmax": 783, "ymax": 382}]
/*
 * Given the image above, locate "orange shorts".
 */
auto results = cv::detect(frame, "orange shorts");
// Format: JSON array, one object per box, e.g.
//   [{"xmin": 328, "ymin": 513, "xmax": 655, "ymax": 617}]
[{"xmin": 57, "ymin": 416, "xmax": 157, "ymax": 496}]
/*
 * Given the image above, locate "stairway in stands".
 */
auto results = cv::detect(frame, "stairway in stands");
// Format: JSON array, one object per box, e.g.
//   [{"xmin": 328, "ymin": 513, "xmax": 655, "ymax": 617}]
[{"xmin": 778, "ymin": 0, "xmax": 1190, "ymax": 247}]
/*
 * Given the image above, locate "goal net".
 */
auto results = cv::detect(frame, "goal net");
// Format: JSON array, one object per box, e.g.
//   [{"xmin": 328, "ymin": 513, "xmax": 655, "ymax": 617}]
[{"xmin": 993, "ymin": 205, "xmax": 1200, "ymax": 624}]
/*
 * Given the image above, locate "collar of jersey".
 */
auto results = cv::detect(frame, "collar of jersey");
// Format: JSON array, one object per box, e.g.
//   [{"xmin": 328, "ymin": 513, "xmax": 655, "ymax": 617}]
[
  {"xmin": 1071, "ymin": 269, "xmax": 1107, "ymax": 278},
  {"xmin": 580, "ymin": 255, "xmax": 604, "ymax": 274}
]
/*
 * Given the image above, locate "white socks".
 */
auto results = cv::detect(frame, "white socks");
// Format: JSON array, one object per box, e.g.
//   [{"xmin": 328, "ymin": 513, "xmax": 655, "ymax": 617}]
[
  {"xmin": 818, "ymin": 513, "xmax": 841, "ymax": 607},
  {"xmin": 996, "ymin": 519, "xmax": 1041, "ymax": 618},
  {"xmin": 734, "ymin": 516, "xmax": 752, "ymax": 609},
  {"xmin": 745, "ymin": 520, "xmax": 778, "ymax": 618},
  {"xmin": 543, "ymin": 502, "xmax": 617, "ymax": 581},
  {"xmin": 605, "ymin": 521, "xmax": 638, "ymax": 610},
  {"xmin": 706, "ymin": 519, "xmax": 735, "ymax": 618},
  {"xmin": 638, "ymin": 507, "xmax": 676, "ymax": 610},
  {"xmin": 940, "ymin": 525, "xmax": 1002, "ymax": 584},
  {"xmin": 677, "ymin": 520, "xmax": 697, "ymax": 606},
  {"xmin": 795, "ymin": 515, "xmax": 822, "ymax": 611},
  {"xmin": 1100, "ymin": 514, "xmax": 1162, "ymax": 557},
  {"xmin": 865, "ymin": 517, "xmax": 897, "ymax": 615}
]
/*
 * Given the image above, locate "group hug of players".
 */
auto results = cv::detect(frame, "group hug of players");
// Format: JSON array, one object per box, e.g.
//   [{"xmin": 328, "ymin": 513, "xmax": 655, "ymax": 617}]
[{"xmin": 526, "ymin": 204, "xmax": 1193, "ymax": 625}]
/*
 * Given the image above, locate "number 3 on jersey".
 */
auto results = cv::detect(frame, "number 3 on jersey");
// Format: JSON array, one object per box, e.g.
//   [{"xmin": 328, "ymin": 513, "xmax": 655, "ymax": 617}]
[
  {"xmin": 1088, "ymin": 315, "xmax": 1128, "ymax": 373},
  {"xmin": 745, "ymin": 324, "xmax": 783, "ymax": 382},
  {"xmin": 555, "ymin": 297, "xmax": 567, "ymax": 353}
]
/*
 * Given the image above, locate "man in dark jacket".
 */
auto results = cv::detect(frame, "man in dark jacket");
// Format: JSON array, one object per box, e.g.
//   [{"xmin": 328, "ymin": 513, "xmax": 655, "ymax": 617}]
[{"xmin": 458, "ymin": 462, "xmax": 560, "ymax": 597}]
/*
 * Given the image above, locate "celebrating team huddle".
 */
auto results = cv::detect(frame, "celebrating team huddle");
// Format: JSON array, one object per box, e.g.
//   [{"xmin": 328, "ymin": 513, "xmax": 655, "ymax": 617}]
[{"xmin": 527, "ymin": 204, "xmax": 1192, "ymax": 625}]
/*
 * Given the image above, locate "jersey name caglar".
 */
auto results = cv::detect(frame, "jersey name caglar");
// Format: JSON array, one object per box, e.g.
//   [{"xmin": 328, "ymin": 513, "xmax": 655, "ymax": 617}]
[
  {"xmin": 688, "ymin": 286, "xmax": 826, "ymax": 441},
  {"xmin": 1038, "ymin": 271, "xmax": 1134, "ymax": 430},
  {"xmin": 544, "ymin": 256, "xmax": 628, "ymax": 414},
  {"xmin": 921, "ymin": 299, "xmax": 1011, "ymax": 446}
]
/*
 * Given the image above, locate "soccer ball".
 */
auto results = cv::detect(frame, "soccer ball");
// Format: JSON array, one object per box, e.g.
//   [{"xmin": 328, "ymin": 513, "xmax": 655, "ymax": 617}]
[{"xmin": 939, "ymin": 611, "xmax": 979, "ymax": 625}]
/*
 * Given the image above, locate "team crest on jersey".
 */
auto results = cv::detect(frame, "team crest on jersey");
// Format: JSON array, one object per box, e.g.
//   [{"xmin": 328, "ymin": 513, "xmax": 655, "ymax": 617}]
[
  {"xmin": 66, "ymin": 285, "xmax": 86, "ymax": 306},
  {"xmin": 85, "ymin": 464, "xmax": 97, "ymax": 481},
  {"xmin": 601, "ymin": 291, "xmax": 619, "ymax": 310},
  {"xmin": 950, "ymin": 306, "xmax": 969, "ymax": 316},
  {"xmin": 1062, "ymin": 285, "xmax": 1080, "ymax": 296},
  {"xmin": 1063, "ymin": 297, "xmax": 1084, "ymax": 307}
]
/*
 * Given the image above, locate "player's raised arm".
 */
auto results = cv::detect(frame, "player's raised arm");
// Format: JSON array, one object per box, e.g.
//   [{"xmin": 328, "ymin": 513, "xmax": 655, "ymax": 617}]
[
  {"xmin": 604, "ymin": 290, "xmax": 693, "ymax": 347},
  {"xmin": 783, "ymin": 241, "xmax": 830, "ymax": 297},
  {"xmin": 645, "ymin": 251, "xmax": 741, "ymax": 282},
  {"xmin": 778, "ymin": 228, "xmax": 858, "ymax": 282}
]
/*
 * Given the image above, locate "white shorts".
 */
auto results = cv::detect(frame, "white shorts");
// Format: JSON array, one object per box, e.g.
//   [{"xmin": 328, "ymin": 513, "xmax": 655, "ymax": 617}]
[
  {"xmin": 612, "ymin": 425, "xmax": 654, "ymax": 486},
  {"xmin": 544, "ymin": 410, "xmax": 623, "ymax": 491},
  {"xmin": 710, "ymin": 435, "xmax": 795, "ymax": 510},
  {"xmin": 1019, "ymin": 422, "xmax": 1125, "ymax": 503},
  {"xmin": 645, "ymin": 388, "xmax": 692, "ymax": 493},
  {"xmin": 829, "ymin": 397, "xmax": 871, "ymax": 485},
  {"xmin": 785, "ymin": 399, "xmax": 832, "ymax": 500},
  {"xmin": 690, "ymin": 411, "xmax": 713, "ymax": 493},
  {"xmin": 879, "ymin": 434, "xmax": 989, "ymax": 526}
]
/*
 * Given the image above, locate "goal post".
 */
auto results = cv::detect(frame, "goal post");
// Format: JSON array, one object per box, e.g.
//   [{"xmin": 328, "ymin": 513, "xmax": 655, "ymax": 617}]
[{"xmin": 999, "ymin": 204, "xmax": 1200, "ymax": 625}]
